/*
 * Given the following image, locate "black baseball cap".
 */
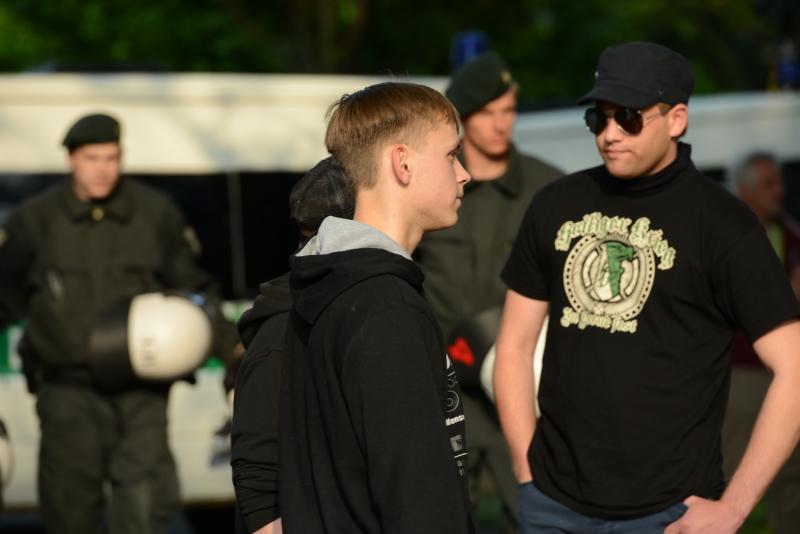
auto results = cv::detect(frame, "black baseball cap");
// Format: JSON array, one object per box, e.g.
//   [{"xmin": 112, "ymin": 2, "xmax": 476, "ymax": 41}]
[
  {"xmin": 446, "ymin": 51, "xmax": 515, "ymax": 118},
  {"xmin": 578, "ymin": 42, "xmax": 695, "ymax": 109},
  {"xmin": 62, "ymin": 113, "xmax": 121, "ymax": 151}
]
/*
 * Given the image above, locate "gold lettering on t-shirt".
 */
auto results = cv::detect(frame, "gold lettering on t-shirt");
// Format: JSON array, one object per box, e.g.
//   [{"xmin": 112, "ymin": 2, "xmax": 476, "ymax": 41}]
[{"xmin": 556, "ymin": 213, "xmax": 676, "ymax": 334}]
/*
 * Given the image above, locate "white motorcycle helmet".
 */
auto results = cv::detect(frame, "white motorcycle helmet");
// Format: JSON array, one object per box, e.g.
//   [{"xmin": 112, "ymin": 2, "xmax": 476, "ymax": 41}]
[{"xmin": 89, "ymin": 292, "xmax": 213, "ymax": 391}]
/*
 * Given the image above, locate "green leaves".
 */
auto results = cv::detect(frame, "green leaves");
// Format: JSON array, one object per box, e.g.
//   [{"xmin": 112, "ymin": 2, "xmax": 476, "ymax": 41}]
[{"xmin": 0, "ymin": 0, "xmax": 791, "ymax": 105}]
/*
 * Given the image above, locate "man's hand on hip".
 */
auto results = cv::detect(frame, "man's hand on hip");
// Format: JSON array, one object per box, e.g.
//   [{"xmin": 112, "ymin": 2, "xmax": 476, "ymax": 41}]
[{"xmin": 663, "ymin": 495, "xmax": 745, "ymax": 534}]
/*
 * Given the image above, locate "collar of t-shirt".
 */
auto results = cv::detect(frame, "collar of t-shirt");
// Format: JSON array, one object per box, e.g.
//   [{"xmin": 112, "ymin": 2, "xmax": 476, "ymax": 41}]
[{"xmin": 596, "ymin": 142, "xmax": 692, "ymax": 196}]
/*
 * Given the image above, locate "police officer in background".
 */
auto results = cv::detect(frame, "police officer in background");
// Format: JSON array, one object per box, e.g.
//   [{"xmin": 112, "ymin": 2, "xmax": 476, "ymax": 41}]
[
  {"xmin": 415, "ymin": 51, "xmax": 562, "ymax": 531},
  {"xmin": 0, "ymin": 113, "xmax": 240, "ymax": 533}
]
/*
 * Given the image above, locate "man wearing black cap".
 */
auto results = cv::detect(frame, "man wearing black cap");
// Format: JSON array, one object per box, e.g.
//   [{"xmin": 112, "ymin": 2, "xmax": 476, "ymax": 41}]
[
  {"xmin": 495, "ymin": 42, "xmax": 800, "ymax": 533},
  {"xmin": 415, "ymin": 50, "xmax": 561, "ymax": 531},
  {"xmin": 0, "ymin": 113, "xmax": 240, "ymax": 533}
]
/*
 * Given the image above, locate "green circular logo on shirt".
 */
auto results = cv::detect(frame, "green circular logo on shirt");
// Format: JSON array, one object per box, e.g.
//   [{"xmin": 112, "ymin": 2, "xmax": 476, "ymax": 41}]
[{"xmin": 563, "ymin": 234, "xmax": 656, "ymax": 321}]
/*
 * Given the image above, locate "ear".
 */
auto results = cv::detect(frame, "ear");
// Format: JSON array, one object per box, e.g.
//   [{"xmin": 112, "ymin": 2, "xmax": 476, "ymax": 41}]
[
  {"xmin": 667, "ymin": 104, "xmax": 688, "ymax": 138},
  {"xmin": 65, "ymin": 151, "xmax": 78, "ymax": 173},
  {"xmin": 390, "ymin": 143, "xmax": 412, "ymax": 186}
]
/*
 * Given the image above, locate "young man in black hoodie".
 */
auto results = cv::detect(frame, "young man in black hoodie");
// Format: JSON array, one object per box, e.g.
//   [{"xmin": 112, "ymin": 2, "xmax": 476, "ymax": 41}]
[
  {"xmin": 495, "ymin": 42, "xmax": 800, "ymax": 533},
  {"xmin": 231, "ymin": 156, "xmax": 354, "ymax": 534},
  {"xmin": 280, "ymin": 82, "xmax": 474, "ymax": 533}
]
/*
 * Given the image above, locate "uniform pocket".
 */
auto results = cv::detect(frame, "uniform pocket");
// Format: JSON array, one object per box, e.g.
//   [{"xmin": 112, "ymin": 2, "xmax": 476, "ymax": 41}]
[{"xmin": 107, "ymin": 258, "xmax": 160, "ymax": 300}]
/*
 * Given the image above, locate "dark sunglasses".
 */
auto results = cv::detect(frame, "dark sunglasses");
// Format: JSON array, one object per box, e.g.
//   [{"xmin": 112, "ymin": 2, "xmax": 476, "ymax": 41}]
[
  {"xmin": 584, "ymin": 105, "xmax": 673, "ymax": 136},
  {"xmin": 584, "ymin": 107, "xmax": 652, "ymax": 136}
]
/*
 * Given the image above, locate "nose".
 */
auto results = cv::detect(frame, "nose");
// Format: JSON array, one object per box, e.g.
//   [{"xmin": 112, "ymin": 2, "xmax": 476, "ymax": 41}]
[
  {"xmin": 493, "ymin": 113, "xmax": 511, "ymax": 134},
  {"xmin": 602, "ymin": 115, "xmax": 624, "ymax": 143},
  {"xmin": 492, "ymin": 113, "xmax": 504, "ymax": 130},
  {"xmin": 456, "ymin": 159, "xmax": 471, "ymax": 184}
]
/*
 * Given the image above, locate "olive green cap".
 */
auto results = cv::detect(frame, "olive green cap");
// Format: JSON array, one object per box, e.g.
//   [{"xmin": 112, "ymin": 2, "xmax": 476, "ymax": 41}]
[
  {"xmin": 62, "ymin": 113, "xmax": 121, "ymax": 150},
  {"xmin": 445, "ymin": 51, "xmax": 514, "ymax": 118}
]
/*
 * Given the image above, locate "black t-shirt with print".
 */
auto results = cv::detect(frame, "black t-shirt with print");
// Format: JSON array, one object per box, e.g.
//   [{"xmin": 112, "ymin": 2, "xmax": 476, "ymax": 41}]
[{"xmin": 501, "ymin": 143, "xmax": 799, "ymax": 519}]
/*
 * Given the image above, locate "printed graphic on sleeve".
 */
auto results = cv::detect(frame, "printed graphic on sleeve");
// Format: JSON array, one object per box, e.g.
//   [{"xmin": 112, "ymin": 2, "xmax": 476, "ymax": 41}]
[
  {"xmin": 444, "ymin": 354, "xmax": 467, "ymax": 477},
  {"xmin": 554, "ymin": 212, "xmax": 676, "ymax": 334}
]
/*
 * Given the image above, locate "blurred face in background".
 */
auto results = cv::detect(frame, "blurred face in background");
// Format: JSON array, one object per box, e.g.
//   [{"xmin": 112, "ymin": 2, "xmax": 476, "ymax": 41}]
[
  {"xmin": 462, "ymin": 86, "xmax": 517, "ymax": 162},
  {"xmin": 739, "ymin": 158, "xmax": 784, "ymax": 223},
  {"xmin": 69, "ymin": 142, "xmax": 122, "ymax": 201}
]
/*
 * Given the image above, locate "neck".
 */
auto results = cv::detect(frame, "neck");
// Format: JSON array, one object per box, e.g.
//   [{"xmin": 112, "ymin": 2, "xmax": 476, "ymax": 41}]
[
  {"xmin": 647, "ymin": 142, "xmax": 679, "ymax": 177},
  {"xmin": 70, "ymin": 180, "xmax": 90, "ymax": 202},
  {"xmin": 353, "ymin": 195, "xmax": 422, "ymax": 256},
  {"xmin": 462, "ymin": 141, "xmax": 509, "ymax": 181}
]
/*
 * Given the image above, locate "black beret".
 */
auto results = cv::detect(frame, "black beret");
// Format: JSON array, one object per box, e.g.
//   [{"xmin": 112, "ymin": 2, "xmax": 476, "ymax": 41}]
[
  {"xmin": 62, "ymin": 113, "xmax": 121, "ymax": 150},
  {"xmin": 446, "ymin": 51, "xmax": 515, "ymax": 118},
  {"xmin": 578, "ymin": 42, "xmax": 695, "ymax": 109}
]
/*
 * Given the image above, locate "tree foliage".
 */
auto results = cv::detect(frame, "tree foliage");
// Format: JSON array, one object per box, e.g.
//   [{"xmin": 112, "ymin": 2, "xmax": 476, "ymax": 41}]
[{"xmin": 0, "ymin": 0, "xmax": 794, "ymax": 106}]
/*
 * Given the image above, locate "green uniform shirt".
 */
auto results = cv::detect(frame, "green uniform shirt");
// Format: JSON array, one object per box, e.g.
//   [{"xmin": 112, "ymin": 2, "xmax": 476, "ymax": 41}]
[{"xmin": 416, "ymin": 145, "xmax": 562, "ymax": 339}]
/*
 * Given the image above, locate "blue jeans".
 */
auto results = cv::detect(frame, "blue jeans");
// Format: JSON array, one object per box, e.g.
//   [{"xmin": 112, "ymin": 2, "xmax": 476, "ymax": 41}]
[{"xmin": 518, "ymin": 481, "xmax": 687, "ymax": 533}]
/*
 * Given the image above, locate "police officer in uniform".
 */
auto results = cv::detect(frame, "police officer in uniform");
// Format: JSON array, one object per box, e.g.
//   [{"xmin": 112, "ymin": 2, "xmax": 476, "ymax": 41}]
[
  {"xmin": 0, "ymin": 113, "xmax": 240, "ymax": 534},
  {"xmin": 415, "ymin": 52, "xmax": 562, "ymax": 531}
]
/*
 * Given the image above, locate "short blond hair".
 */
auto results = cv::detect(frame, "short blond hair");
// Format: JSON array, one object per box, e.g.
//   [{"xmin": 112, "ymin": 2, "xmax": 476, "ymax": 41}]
[{"xmin": 325, "ymin": 82, "xmax": 459, "ymax": 190}]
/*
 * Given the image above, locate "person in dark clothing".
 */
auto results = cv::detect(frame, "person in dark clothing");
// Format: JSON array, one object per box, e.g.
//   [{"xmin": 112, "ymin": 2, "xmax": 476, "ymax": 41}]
[
  {"xmin": 494, "ymin": 42, "xmax": 800, "ymax": 534},
  {"xmin": 279, "ymin": 82, "xmax": 474, "ymax": 533},
  {"xmin": 0, "ymin": 113, "xmax": 240, "ymax": 534},
  {"xmin": 231, "ymin": 156, "xmax": 354, "ymax": 534},
  {"xmin": 232, "ymin": 274, "xmax": 290, "ymax": 534},
  {"xmin": 415, "ymin": 51, "xmax": 561, "ymax": 532}
]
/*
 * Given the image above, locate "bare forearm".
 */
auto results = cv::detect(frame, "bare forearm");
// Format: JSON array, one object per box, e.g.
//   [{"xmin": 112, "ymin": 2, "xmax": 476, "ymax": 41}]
[
  {"xmin": 494, "ymin": 292, "xmax": 547, "ymax": 482},
  {"xmin": 666, "ymin": 322, "xmax": 800, "ymax": 533},
  {"xmin": 495, "ymin": 345, "xmax": 536, "ymax": 482},
  {"xmin": 722, "ymin": 370, "xmax": 800, "ymax": 522}
]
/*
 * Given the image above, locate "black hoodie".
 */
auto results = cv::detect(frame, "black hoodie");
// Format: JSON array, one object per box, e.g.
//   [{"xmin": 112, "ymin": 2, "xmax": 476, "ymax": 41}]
[
  {"xmin": 231, "ymin": 273, "xmax": 291, "ymax": 533},
  {"xmin": 279, "ymin": 217, "xmax": 474, "ymax": 533}
]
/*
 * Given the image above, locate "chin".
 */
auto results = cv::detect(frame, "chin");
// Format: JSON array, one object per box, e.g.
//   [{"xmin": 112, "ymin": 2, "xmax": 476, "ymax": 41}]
[
  {"xmin": 604, "ymin": 163, "xmax": 636, "ymax": 180},
  {"xmin": 89, "ymin": 186, "xmax": 115, "ymax": 200},
  {"xmin": 430, "ymin": 215, "xmax": 458, "ymax": 232},
  {"xmin": 485, "ymin": 144, "xmax": 510, "ymax": 158}
]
